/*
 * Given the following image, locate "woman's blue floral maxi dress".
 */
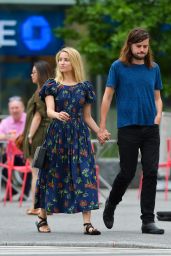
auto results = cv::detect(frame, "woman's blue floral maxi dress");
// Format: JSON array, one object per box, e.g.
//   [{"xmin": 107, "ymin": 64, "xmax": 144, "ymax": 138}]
[{"xmin": 34, "ymin": 79, "xmax": 99, "ymax": 213}]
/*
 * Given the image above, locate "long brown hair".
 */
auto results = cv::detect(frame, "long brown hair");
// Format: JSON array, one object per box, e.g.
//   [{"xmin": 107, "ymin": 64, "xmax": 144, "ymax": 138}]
[
  {"xmin": 119, "ymin": 28, "xmax": 154, "ymax": 68},
  {"xmin": 34, "ymin": 60, "xmax": 53, "ymax": 88}
]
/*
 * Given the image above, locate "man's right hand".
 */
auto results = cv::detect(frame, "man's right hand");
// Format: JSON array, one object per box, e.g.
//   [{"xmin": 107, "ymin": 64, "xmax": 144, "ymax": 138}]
[{"xmin": 97, "ymin": 128, "xmax": 111, "ymax": 145}]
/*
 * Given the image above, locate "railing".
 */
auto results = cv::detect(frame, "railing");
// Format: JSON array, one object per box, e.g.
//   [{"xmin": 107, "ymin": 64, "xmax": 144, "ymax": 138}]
[{"xmin": 91, "ymin": 139, "xmax": 117, "ymax": 198}]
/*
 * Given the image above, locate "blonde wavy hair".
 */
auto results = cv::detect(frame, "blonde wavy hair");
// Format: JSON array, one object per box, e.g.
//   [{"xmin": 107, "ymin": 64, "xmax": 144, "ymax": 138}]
[{"xmin": 55, "ymin": 47, "xmax": 85, "ymax": 83}]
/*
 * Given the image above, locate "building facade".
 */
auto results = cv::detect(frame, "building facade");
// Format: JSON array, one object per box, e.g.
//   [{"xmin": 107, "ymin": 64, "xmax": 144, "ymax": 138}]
[{"xmin": 0, "ymin": 0, "xmax": 74, "ymax": 113}]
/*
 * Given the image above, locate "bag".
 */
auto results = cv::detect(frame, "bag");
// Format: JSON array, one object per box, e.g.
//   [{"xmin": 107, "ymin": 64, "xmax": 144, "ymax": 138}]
[
  {"xmin": 15, "ymin": 134, "xmax": 24, "ymax": 150},
  {"xmin": 32, "ymin": 146, "xmax": 47, "ymax": 169},
  {"xmin": 157, "ymin": 211, "xmax": 171, "ymax": 221}
]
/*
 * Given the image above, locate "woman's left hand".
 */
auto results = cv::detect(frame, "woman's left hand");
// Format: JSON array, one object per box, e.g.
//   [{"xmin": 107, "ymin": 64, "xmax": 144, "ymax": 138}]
[
  {"xmin": 28, "ymin": 134, "xmax": 33, "ymax": 144},
  {"xmin": 28, "ymin": 137, "xmax": 32, "ymax": 144}
]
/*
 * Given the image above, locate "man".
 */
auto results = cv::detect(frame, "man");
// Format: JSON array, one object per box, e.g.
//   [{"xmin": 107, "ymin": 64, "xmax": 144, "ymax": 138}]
[
  {"xmin": 0, "ymin": 96, "xmax": 31, "ymax": 199},
  {"xmin": 0, "ymin": 96, "xmax": 26, "ymax": 140},
  {"xmin": 98, "ymin": 28, "xmax": 164, "ymax": 234}
]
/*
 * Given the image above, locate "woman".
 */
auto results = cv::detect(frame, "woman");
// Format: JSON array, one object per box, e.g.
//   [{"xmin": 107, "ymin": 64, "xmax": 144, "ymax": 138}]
[
  {"xmin": 23, "ymin": 60, "xmax": 52, "ymax": 215},
  {"xmin": 35, "ymin": 47, "xmax": 110, "ymax": 233}
]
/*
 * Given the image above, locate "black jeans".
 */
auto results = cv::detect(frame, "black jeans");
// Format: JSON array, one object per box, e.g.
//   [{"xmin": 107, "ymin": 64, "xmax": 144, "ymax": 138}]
[{"xmin": 109, "ymin": 125, "xmax": 160, "ymax": 223}]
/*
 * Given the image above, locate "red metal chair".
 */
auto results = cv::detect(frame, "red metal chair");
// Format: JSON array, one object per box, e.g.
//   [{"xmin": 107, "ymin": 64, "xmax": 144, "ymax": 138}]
[
  {"xmin": 0, "ymin": 140, "xmax": 31, "ymax": 206},
  {"xmin": 138, "ymin": 138, "xmax": 171, "ymax": 201}
]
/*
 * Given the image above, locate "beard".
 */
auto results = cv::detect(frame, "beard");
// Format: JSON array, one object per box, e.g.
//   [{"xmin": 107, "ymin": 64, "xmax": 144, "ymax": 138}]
[{"xmin": 131, "ymin": 52, "xmax": 147, "ymax": 60}]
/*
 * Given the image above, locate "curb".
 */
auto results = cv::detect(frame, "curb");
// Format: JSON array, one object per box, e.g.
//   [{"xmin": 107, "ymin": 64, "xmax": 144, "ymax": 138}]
[{"xmin": 0, "ymin": 241, "xmax": 171, "ymax": 249}]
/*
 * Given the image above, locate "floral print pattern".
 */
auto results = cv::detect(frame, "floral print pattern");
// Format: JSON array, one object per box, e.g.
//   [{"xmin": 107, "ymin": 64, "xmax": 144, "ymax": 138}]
[{"xmin": 34, "ymin": 79, "xmax": 99, "ymax": 213}]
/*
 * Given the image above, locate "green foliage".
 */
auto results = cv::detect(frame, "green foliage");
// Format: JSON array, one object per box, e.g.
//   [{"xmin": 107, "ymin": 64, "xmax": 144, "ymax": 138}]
[{"xmin": 55, "ymin": 0, "xmax": 171, "ymax": 97}]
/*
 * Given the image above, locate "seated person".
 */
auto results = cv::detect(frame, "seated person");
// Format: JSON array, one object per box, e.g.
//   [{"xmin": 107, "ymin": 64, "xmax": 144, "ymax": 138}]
[{"xmin": 0, "ymin": 96, "xmax": 31, "ymax": 200}]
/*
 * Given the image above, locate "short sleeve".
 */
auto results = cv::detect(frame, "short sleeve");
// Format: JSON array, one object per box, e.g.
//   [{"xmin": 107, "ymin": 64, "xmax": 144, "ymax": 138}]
[
  {"xmin": 39, "ymin": 78, "xmax": 58, "ymax": 102},
  {"xmin": 154, "ymin": 63, "xmax": 163, "ymax": 90},
  {"xmin": 106, "ymin": 60, "xmax": 119, "ymax": 88},
  {"xmin": 84, "ymin": 81, "xmax": 96, "ymax": 104}
]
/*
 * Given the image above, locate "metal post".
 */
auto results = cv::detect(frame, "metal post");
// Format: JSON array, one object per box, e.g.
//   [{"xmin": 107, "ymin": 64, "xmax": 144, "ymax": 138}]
[{"xmin": 96, "ymin": 74, "xmax": 103, "ymax": 123}]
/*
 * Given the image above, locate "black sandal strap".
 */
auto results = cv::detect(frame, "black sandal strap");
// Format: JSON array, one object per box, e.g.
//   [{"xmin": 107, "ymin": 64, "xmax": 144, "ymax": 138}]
[
  {"xmin": 36, "ymin": 215, "xmax": 48, "ymax": 230},
  {"xmin": 84, "ymin": 223, "xmax": 93, "ymax": 232},
  {"xmin": 83, "ymin": 223, "xmax": 101, "ymax": 235},
  {"xmin": 37, "ymin": 219, "xmax": 48, "ymax": 228},
  {"xmin": 38, "ymin": 215, "xmax": 47, "ymax": 221},
  {"xmin": 36, "ymin": 215, "xmax": 51, "ymax": 233},
  {"xmin": 83, "ymin": 223, "xmax": 92, "ymax": 226}
]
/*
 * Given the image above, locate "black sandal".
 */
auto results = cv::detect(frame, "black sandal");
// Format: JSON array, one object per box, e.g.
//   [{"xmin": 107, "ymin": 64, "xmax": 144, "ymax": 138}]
[
  {"xmin": 83, "ymin": 223, "xmax": 101, "ymax": 235},
  {"xmin": 35, "ymin": 215, "xmax": 51, "ymax": 233}
]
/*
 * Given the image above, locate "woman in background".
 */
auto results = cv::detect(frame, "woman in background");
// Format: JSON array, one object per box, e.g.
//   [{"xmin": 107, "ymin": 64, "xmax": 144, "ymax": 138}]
[{"xmin": 23, "ymin": 60, "xmax": 52, "ymax": 215}]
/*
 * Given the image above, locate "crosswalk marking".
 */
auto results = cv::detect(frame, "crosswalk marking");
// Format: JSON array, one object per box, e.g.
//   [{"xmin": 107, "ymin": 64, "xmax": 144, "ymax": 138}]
[{"xmin": 0, "ymin": 246, "xmax": 171, "ymax": 255}]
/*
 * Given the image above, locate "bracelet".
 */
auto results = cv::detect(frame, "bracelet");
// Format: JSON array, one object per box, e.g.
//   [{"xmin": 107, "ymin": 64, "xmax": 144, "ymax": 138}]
[{"xmin": 28, "ymin": 133, "xmax": 32, "ymax": 139}]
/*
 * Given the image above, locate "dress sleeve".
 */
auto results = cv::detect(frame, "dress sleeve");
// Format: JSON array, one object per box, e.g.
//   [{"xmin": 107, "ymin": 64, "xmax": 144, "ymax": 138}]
[
  {"xmin": 39, "ymin": 78, "xmax": 57, "ymax": 102},
  {"xmin": 84, "ymin": 81, "xmax": 96, "ymax": 104}
]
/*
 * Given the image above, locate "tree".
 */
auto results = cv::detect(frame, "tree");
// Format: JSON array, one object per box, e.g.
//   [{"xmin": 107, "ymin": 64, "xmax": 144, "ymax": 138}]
[{"xmin": 55, "ymin": 0, "xmax": 171, "ymax": 98}]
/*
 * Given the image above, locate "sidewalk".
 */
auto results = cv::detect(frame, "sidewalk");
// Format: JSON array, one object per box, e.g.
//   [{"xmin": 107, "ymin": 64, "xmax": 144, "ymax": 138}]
[{"xmin": 0, "ymin": 189, "xmax": 171, "ymax": 249}]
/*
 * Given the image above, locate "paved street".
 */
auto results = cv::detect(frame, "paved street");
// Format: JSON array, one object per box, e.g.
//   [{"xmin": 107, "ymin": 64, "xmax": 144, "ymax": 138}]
[{"xmin": 0, "ymin": 189, "xmax": 171, "ymax": 250}]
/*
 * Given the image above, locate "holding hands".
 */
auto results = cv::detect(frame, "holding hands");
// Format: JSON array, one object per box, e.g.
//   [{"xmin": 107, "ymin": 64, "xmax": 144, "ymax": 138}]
[{"xmin": 97, "ymin": 128, "xmax": 111, "ymax": 145}]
